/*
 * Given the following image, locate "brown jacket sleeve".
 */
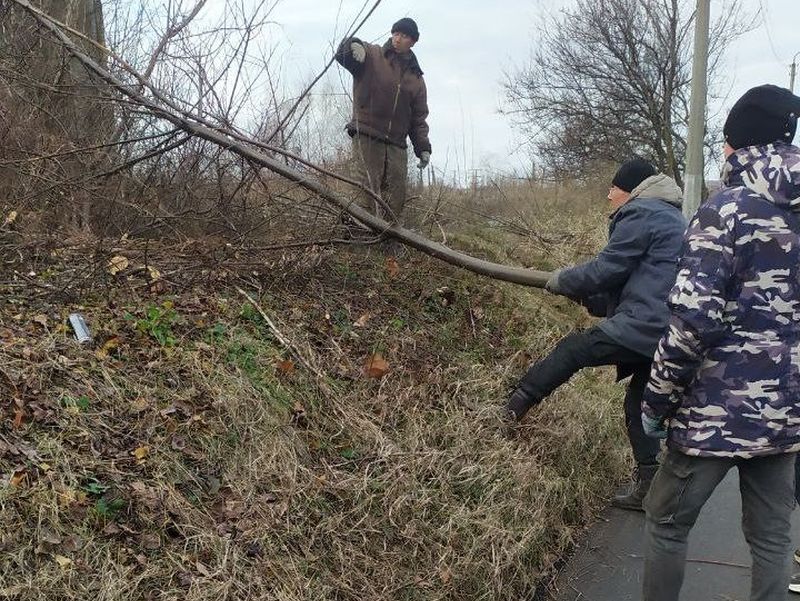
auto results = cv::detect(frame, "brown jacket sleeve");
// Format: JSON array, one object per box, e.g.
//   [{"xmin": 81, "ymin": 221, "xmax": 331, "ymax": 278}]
[
  {"xmin": 408, "ymin": 77, "xmax": 431, "ymax": 157},
  {"xmin": 334, "ymin": 37, "xmax": 366, "ymax": 77}
]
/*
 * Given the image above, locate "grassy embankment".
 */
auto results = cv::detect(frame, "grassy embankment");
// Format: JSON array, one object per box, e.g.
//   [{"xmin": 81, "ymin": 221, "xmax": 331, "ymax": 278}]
[{"xmin": 0, "ymin": 182, "xmax": 631, "ymax": 600}]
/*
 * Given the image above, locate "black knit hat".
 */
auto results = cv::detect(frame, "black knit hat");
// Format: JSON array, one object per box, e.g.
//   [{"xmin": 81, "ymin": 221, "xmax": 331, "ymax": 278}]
[
  {"xmin": 391, "ymin": 18, "xmax": 419, "ymax": 42},
  {"xmin": 723, "ymin": 84, "xmax": 800, "ymax": 149},
  {"xmin": 612, "ymin": 158, "xmax": 657, "ymax": 193}
]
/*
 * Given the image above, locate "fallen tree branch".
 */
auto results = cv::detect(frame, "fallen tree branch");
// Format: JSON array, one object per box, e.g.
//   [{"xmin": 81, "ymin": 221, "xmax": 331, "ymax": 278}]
[{"xmin": 10, "ymin": 0, "xmax": 551, "ymax": 288}]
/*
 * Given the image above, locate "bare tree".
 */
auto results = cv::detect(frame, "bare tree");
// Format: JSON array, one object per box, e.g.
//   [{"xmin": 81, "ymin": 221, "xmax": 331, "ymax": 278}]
[
  {"xmin": 503, "ymin": 0, "xmax": 751, "ymax": 184},
  {"xmin": 0, "ymin": 0, "xmax": 111, "ymax": 230},
  {"xmin": 0, "ymin": 0, "xmax": 289, "ymax": 238},
  {"xmin": 7, "ymin": 0, "xmax": 554, "ymax": 288}
]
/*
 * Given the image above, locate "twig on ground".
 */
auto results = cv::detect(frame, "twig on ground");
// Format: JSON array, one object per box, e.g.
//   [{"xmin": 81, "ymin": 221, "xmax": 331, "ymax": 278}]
[
  {"xmin": 628, "ymin": 554, "xmax": 750, "ymax": 570},
  {"xmin": 234, "ymin": 285, "xmax": 330, "ymax": 390}
]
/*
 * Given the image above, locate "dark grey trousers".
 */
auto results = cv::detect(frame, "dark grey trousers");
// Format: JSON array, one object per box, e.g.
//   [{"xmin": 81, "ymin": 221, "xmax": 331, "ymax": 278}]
[{"xmin": 643, "ymin": 449, "xmax": 796, "ymax": 601}]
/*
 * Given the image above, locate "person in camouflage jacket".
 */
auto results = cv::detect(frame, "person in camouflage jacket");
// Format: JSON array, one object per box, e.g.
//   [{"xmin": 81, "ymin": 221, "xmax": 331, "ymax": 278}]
[{"xmin": 641, "ymin": 84, "xmax": 800, "ymax": 601}]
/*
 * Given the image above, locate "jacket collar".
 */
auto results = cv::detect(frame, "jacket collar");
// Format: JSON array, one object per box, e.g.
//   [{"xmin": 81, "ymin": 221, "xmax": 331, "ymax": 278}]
[
  {"xmin": 629, "ymin": 174, "xmax": 683, "ymax": 208},
  {"xmin": 382, "ymin": 39, "xmax": 423, "ymax": 76},
  {"xmin": 609, "ymin": 173, "xmax": 683, "ymax": 219},
  {"xmin": 722, "ymin": 142, "xmax": 800, "ymax": 211}
]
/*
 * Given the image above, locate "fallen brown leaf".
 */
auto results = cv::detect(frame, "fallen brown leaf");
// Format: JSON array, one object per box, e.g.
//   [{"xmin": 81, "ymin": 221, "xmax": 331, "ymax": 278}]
[
  {"xmin": 95, "ymin": 336, "xmax": 120, "ymax": 360},
  {"xmin": 12, "ymin": 409, "xmax": 24, "ymax": 429},
  {"xmin": 130, "ymin": 398, "xmax": 149, "ymax": 413},
  {"xmin": 276, "ymin": 359, "xmax": 295, "ymax": 375},
  {"xmin": 353, "ymin": 312, "xmax": 372, "ymax": 327},
  {"xmin": 53, "ymin": 554, "xmax": 72, "ymax": 568},
  {"xmin": 107, "ymin": 255, "xmax": 129, "ymax": 275},
  {"xmin": 364, "ymin": 354, "xmax": 390, "ymax": 378},
  {"xmin": 131, "ymin": 446, "xmax": 150, "ymax": 461},
  {"xmin": 9, "ymin": 469, "xmax": 26, "ymax": 487},
  {"xmin": 31, "ymin": 314, "xmax": 48, "ymax": 328},
  {"xmin": 39, "ymin": 528, "xmax": 62, "ymax": 546},
  {"xmin": 385, "ymin": 257, "xmax": 400, "ymax": 278}
]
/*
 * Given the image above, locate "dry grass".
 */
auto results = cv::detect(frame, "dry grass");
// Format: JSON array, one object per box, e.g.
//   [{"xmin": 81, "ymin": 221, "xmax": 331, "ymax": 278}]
[{"xmin": 0, "ymin": 188, "xmax": 631, "ymax": 600}]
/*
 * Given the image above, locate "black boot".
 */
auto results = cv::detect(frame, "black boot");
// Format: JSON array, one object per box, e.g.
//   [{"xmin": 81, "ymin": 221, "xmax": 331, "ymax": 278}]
[
  {"xmin": 611, "ymin": 463, "xmax": 659, "ymax": 511},
  {"xmin": 505, "ymin": 386, "xmax": 538, "ymax": 421}
]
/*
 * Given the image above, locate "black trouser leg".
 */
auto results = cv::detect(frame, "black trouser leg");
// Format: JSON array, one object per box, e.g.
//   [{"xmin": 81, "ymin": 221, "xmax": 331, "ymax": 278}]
[
  {"xmin": 508, "ymin": 327, "xmax": 648, "ymax": 420},
  {"xmin": 515, "ymin": 330, "xmax": 600, "ymax": 402},
  {"xmin": 624, "ymin": 366, "xmax": 660, "ymax": 466}
]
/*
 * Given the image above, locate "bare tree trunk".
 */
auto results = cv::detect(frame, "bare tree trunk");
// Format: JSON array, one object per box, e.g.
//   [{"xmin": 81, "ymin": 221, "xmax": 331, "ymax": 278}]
[{"xmin": 1, "ymin": 0, "xmax": 109, "ymax": 230}]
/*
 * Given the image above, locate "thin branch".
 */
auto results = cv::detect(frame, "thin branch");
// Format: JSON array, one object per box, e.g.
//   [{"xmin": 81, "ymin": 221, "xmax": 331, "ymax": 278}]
[
  {"xmin": 11, "ymin": 0, "xmax": 551, "ymax": 289},
  {"xmin": 264, "ymin": 0, "xmax": 384, "ymax": 143}
]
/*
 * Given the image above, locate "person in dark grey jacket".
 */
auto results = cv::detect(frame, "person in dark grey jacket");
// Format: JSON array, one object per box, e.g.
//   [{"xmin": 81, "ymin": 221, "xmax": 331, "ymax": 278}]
[{"xmin": 505, "ymin": 158, "xmax": 686, "ymax": 510}]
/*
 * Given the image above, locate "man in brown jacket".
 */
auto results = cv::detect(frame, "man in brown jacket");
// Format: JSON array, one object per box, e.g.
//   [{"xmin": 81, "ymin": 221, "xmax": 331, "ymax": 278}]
[{"xmin": 335, "ymin": 18, "xmax": 432, "ymax": 225}]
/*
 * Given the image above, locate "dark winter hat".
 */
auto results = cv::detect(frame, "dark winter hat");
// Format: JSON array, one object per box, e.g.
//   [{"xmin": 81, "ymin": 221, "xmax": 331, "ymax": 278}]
[
  {"xmin": 611, "ymin": 158, "xmax": 657, "ymax": 193},
  {"xmin": 723, "ymin": 84, "xmax": 800, "ymax": 149},
  {"xmin": 391, "ymin": 17, "xmax": 419, "ymax": 41}
]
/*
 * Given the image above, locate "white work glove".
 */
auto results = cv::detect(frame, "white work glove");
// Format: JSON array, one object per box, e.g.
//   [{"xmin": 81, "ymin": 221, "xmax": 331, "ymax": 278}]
[
  {"xmin": 417, "ymin": 151, "xmax": 430, "ymax": 169},
  {"xmin": 350, "ymin": 41, "xmax": 366, "ymax": 63}
]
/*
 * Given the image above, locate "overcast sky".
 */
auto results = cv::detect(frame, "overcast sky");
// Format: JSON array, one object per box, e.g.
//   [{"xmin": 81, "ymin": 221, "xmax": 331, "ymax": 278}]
[{"xmin": 265, "ymin": 0, "xmax": 798, "ymax": 180}]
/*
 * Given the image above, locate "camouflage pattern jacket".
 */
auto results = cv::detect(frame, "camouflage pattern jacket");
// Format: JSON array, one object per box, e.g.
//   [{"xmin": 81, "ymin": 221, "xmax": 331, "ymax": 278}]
[{"xmin": 643, "ymin": 143, "xmax": 800, "ymax": 458}]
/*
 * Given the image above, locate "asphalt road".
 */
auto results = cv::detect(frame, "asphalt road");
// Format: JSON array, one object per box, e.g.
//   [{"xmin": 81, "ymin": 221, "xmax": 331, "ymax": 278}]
[{"xmin": 550, "ymin": 470, "xmax": 800, "ymax": 601}]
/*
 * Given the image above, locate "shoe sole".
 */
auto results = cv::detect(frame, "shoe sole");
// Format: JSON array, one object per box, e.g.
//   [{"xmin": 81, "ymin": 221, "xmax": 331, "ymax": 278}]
[{"xmin": 789, "ymin": 583, "xmax": 800, "ymax": 594}]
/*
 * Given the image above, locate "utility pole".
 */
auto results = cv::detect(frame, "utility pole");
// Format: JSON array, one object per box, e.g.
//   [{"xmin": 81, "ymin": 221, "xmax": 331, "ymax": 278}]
[
  {"xmin": 790, "ymin": 52, "xmax": 799, "ymax": 92},
  {"xmin": 683, "ymin": 0, "xmax": 711, "ymax": 219}
]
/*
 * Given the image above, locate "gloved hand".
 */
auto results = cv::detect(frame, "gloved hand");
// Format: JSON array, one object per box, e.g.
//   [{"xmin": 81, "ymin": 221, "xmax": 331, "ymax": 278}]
[
  {"xmin": 417, "ymin": 151, "xmax": 430, "ymax": 169},
  {"xmin": 350, "ymin": 41, "xmax": 366, "ymax": 63},
  {"xmin": 544, "ymin": 270, "xmax": 562, "ymax": 294},
  {"xmin": 642, "ymin": 413, "xmax": 668, "ymax": 439}
]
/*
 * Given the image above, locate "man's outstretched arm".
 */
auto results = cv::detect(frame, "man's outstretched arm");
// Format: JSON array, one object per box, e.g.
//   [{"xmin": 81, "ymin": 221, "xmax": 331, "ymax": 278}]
[{"xmin": 335, "ymin": 37, "xmax": 367, "ymax": 76}]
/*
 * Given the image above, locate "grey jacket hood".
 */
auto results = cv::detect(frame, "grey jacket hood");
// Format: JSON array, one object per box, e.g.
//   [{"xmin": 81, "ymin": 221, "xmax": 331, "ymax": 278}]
[{"xmin": 629, "ymin": 173, "xmax": 683, "ymax": 208}]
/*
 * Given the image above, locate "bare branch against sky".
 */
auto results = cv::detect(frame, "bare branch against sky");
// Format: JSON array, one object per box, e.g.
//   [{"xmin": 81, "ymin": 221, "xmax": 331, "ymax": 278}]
[{"xmin": 119, "ymin": 0, "xmax": 797, "ymax": 180}]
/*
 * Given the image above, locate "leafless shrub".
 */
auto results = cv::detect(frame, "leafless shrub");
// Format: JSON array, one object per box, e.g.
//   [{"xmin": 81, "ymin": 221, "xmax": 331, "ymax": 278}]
[
  {"xmin": 503, "ymin": 0, "xmax": 756, "ymax": 183},
  {"xmin": 0, "ymin": 0, "xmax": 360, "ymax": 247}
]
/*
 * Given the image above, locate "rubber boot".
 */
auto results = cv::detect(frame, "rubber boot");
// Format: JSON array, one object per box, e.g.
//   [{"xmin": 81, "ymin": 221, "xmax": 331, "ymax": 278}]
[
  {"xmin": 505, "ymin": 386, "xmax": 538, "ymax": 421},
  {"xmin": 611, "ymin": 463, "xmax": 659, "ymax": 511}
]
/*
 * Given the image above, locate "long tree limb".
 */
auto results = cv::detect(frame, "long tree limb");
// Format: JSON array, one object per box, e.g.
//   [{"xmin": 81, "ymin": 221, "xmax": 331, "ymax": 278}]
[
  {"xmin": 11, "ymin": 0, "xmax": 551, "ymax": 288},
  {"xmin": 15, "ymin": 0, "xmax": 397, "ymax": 218}
]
